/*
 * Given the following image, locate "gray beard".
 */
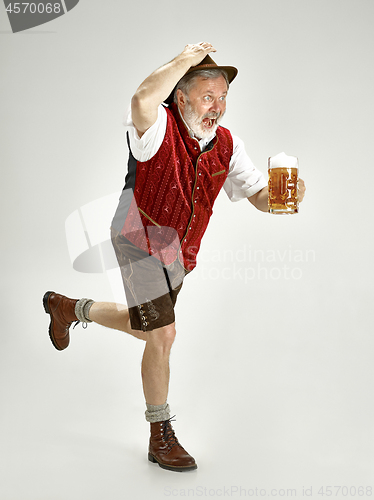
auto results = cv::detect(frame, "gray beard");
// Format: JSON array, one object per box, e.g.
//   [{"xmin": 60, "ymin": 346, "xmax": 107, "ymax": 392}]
[{"xmin": 183, "ymin": 101, "xmax": 225, "ymax": 140}]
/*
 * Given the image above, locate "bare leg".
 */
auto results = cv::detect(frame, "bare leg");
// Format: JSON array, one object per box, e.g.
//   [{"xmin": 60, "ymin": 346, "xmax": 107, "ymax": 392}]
[
  {"xmin": 141, "ymin": 323, "xmax": 176, "ymax": 405},
  {"xmin": 88, "ymin": 302, "xmax": 147, "ymax": 341},
  {"xmin": 89, "ymin": 302, "xmax": 175, "ymax": 405}
]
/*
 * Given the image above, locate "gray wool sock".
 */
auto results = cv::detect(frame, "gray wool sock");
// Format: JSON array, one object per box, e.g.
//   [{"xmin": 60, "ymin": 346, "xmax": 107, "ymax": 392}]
[
  {"xmin": 75, "ymin": 298, "xmax": 94, "ymax": 323},
  {"xmin": 145, "ymin": 402, "xmax": 170, "ymax": 423}
]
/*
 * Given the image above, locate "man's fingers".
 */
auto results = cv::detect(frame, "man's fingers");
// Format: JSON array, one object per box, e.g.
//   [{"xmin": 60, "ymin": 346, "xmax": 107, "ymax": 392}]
[
  {"xmin": 298, "ymin": 178, "xmax": 306, "ymax": 202},
  {"xmin": 197, "ymin": 42, "xmax": 216, "ymax": 53},
  {"xmin": 182, "ymin": 42, "xmax": 217, "ymax": 69},
  {"xmin": 198, "ymin": 41, "xmax": 216, "ymax": 49}
]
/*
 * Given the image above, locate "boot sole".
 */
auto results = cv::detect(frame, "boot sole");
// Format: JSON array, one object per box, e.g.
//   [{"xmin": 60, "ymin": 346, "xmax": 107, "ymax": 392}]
[
  {"xmin": 43, "ymin": 291, "xmax": 64, "ymax": 351},
  {"xmin": 148, "ymin": 453, "xmax": 197, "ymax": 472}
]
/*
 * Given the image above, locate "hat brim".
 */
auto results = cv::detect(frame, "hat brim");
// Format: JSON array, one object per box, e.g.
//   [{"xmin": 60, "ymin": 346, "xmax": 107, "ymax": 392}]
[{"xmin": 164, "ymin": 63, "xmax": 238, "ymax": 105}]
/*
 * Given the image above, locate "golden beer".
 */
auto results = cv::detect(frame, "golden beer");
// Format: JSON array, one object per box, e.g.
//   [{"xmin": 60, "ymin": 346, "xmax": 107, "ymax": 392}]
[{"xmin": 268, "ymin": 154, "xmax": 299, "ymax": 214}]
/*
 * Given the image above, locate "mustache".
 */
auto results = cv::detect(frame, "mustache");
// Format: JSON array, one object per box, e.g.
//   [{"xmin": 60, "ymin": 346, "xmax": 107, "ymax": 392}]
[{"xmin": 201, "ymin": 111, "xmax": 221, "ymax": 120}]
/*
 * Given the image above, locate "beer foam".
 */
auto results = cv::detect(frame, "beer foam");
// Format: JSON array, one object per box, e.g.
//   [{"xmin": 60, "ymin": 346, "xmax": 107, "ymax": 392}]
[{"xmin": 269, "ymin": 152, "xmax": 298, "ymax": 168}]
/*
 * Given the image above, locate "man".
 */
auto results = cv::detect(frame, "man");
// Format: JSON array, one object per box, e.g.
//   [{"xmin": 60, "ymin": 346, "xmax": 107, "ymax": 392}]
[{"xmin": 43, "ymin": 42, "xmax": 306, "ymax": 473}]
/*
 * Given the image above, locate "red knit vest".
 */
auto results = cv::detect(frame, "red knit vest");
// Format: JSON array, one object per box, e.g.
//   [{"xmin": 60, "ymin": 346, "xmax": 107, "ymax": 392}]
[{"xmin": 122, "ymin": 103, "xmax": 233, "ymax": 271}]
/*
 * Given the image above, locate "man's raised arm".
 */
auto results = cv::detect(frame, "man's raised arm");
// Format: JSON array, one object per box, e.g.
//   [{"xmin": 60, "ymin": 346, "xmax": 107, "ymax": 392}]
[{"xmin": 131, "ymin": 42, "xmax": 216, "ymax": 137}]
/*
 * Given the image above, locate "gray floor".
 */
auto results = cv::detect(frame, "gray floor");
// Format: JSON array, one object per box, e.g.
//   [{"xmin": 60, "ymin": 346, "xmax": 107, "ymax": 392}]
[{"xmin": 1, "ymin": 243, "xmax": 373, "ymax": 499}]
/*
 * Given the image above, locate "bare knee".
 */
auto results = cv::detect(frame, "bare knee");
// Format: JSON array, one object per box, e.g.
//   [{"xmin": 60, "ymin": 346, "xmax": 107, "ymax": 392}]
[{"xmin": 146, "ymin": 322, "xmax": 176, "ymax": 354}]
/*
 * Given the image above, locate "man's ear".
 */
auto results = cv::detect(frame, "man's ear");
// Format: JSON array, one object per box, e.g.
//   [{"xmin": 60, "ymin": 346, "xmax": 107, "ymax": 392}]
[{"xmin": 176, "ymin": 89, "xmax": 186, "ymax": 108}]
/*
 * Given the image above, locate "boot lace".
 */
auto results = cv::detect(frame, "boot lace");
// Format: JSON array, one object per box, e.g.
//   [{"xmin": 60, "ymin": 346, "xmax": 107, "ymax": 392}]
[
  {"xmin": 162, "ymin": 416, "xmax": 180, "ymax": 450},
  {"xmin": 72, "ymin": 321, "xmax": 88, "ymax": 329}
]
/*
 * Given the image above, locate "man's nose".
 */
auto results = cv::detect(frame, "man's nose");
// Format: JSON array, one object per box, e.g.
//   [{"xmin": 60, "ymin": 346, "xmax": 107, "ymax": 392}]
[{"xmin": 210, "ymin": 100, "xmax": 223, "ymax": 113}]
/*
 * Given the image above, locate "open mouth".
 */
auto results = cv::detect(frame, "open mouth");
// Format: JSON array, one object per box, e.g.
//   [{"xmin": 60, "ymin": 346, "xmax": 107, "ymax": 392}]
[{"xmin": 202, "ymin": 117, "xmax": 216, "ymax": 129}]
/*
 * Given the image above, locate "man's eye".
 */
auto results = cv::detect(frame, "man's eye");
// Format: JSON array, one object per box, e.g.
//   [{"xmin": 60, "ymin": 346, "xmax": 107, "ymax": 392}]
[
  {"xmin": 203, "ymin": 96, "xmax": 212, "ymax": 101},
  {"xmin": 219, "ymin": 96, "xmax": 226, "ymax": 101}
]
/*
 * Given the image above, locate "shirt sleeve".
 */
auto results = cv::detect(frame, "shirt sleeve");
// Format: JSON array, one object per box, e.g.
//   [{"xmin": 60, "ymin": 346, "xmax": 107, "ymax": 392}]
[
  {"xmin": 223, "ymin": 135, "xmax": 267, "ymax": 202},
  {"xmin": 123, "ymin": 104, "xmax": 168, "ymax": 162}
]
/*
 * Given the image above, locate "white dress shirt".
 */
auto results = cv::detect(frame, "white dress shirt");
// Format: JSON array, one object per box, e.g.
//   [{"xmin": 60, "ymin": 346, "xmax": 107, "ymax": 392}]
[{"xmin": 124, "ymin": 104, "xmax": 267, "ymax": 202}]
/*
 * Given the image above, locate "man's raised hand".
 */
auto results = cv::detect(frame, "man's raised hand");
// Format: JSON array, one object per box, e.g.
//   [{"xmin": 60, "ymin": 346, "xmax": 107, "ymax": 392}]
[
  {"xmin": 180, "ymin": 42, "xmax": 217, "ymax": 68},
  {"xmin": 132, "ymin": 42, "xmax": 217, "ymax": 137}
]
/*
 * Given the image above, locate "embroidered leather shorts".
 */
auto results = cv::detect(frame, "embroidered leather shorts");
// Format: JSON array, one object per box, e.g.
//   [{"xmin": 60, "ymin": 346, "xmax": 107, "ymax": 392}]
[{"xmin": 111, "ymin": 228, "xmax": 188, "ymax": 332}]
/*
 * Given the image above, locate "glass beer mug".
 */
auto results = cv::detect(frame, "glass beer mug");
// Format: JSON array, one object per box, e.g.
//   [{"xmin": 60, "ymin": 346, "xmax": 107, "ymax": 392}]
[{"xmin": 268, "ymin": 152, "xmax": 299, "ymax": 214}]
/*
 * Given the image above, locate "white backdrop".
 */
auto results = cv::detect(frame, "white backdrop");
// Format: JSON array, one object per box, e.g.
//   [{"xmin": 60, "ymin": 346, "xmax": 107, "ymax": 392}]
[{"xmin": 1, "ymin": 1, "xmax": 374, "ymax": 499}]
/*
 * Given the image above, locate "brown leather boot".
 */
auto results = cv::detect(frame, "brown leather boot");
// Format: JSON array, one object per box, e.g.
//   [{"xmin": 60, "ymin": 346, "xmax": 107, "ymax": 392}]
[
  {"xmin": 148, "ymin": 417, "xmax": 197, "ymax": 472},
  {"xmin": 43, "ymin": 291, "xmax": 79, "ymax": 351}
]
